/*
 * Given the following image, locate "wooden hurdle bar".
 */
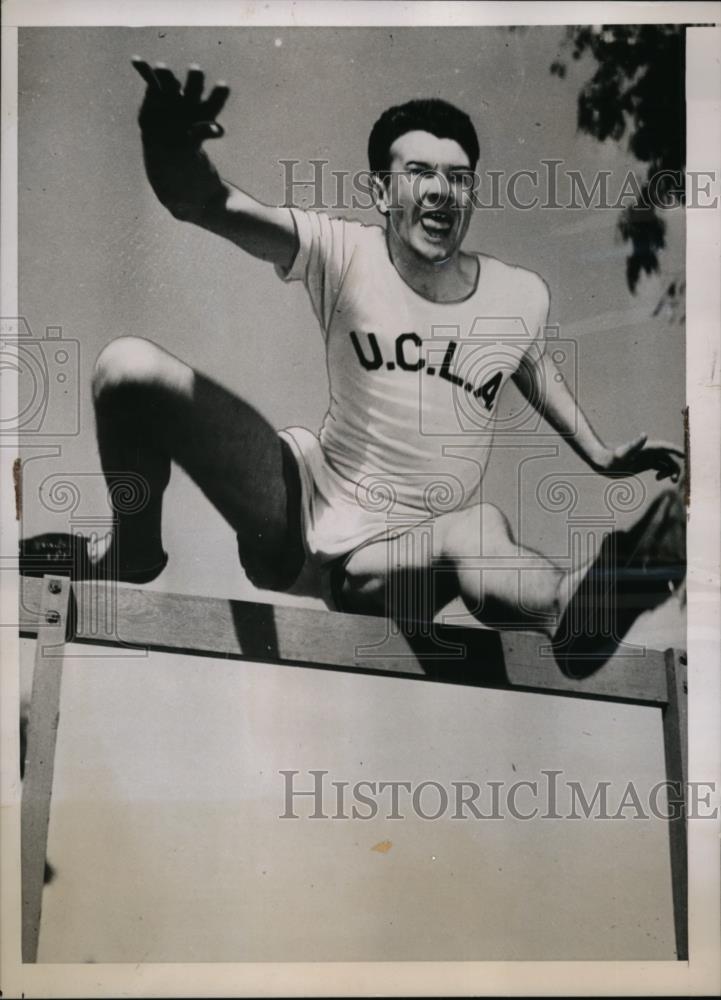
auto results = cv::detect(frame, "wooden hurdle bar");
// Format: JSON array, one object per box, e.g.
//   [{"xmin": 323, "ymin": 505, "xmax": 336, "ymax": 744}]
[{"xmin": 18, "ymin": 573, "xmax": 688, "ymax": 963}]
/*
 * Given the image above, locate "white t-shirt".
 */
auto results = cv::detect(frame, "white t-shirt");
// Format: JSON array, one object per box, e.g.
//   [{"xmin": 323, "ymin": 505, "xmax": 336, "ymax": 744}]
[{"xmin": 278, "ymin": 208, "xmax": 549, "ymax": 522}]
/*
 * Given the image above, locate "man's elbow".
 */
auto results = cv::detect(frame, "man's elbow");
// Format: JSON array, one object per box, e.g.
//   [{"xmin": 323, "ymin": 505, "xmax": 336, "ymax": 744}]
[
  {"xmin": 145, "ymin": 180, "xmax": 203, "ymax": 224},
  {"xmin": 165, "ymin": 199, "xmax": 202, "ymax": 223},
  {"xmin": 170, "ymin": 188, "xmax": 230, "ymax": 228}
]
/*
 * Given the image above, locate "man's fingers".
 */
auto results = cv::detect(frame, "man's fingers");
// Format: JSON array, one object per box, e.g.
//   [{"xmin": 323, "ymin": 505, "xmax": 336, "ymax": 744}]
[
  {"xmin": 131, "ymin": 57, "xmax": 160, "ymax": 89},
  {"xmin": 659, "ymin": 454, "xmax": 683, "ymax": 481},
  {"xmin": 646, "ymin": 440, "xmax": 686, "ymax": 459},
  {"xmin": 183, "ymin": 65, "xmax": 205, "ymax": 103},
  {"xmin": 202, "ymin": 83, "xmax": 230, "ymax": 121},
  {"xmin": 132, "ymin": 58, "xmax": 228, "ymax": 143},
  {"xmin": 152, "ymin": 64, "xmax": 182, "ymax": 94},
  {"xmin": 133, "ymin": 58, "xmax": 229, "ymax": 121},
  {"xmin": 606, "ymin": 435, "xmax": 685, "ymax": 482}
]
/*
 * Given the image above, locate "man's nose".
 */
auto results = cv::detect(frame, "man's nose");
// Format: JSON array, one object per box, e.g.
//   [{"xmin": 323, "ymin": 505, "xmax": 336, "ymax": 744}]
[{"xmin": 418, "ymin": 171, "xmax": 451, "ymax": 206}]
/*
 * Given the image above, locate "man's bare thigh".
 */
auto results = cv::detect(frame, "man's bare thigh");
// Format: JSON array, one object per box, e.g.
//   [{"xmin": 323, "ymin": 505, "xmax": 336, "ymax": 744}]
[{"xmin": 337, "ymin": 516, "xmax": 459, "ymax": 619}]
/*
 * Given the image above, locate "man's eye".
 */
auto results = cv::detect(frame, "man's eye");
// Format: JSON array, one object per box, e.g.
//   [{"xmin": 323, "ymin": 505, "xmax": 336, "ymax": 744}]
[{"xmin": 450, "ymin": 172, "xmax": 475, "ymax": 186}]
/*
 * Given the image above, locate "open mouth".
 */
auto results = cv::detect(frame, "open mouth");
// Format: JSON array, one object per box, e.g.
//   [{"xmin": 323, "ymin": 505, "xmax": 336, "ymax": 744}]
[{"xmin": 419, "ymin": 210, "xmax": 454, "ymax": 239}]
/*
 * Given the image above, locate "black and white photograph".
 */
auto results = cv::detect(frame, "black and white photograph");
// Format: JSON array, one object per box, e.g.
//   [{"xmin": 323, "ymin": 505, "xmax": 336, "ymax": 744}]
[{"xmin": 1, "ymin": 1, "xmax": 720, "ymax": 996}]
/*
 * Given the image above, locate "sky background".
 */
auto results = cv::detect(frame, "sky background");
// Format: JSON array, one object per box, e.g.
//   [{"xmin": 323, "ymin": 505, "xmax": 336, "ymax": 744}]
[
  {"xmin": 17, "ymin": 25, "xmax": 686, "ymax": 961},
  {"xmin": 18, "ymin": 25, "xmax": 685, "ymax": 635}
]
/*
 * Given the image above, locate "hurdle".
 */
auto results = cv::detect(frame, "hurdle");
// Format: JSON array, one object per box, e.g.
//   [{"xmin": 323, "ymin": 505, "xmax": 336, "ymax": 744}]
[{"xmin": 18, "ymin": 573, "xmax": 688, "ymax": 963}]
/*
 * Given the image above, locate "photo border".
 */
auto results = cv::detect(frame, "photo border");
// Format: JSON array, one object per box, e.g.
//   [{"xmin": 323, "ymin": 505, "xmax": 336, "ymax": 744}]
[{"xmin": 1, "ymin": 2, "xmax": 719, "ymax": 996}]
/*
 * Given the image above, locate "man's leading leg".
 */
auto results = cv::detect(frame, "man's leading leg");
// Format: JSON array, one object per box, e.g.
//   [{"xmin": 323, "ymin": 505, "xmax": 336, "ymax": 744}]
[
  {"xmin": 22, "ymin": 336, "xmax": 305, "ymax": 588},
  {"xmin": 338, "ymin": 502, "xmax": 566, "ymax": 634},
  {"xmin": 338, "ymin": 494, "xmax": 684, "ymax": 675}
]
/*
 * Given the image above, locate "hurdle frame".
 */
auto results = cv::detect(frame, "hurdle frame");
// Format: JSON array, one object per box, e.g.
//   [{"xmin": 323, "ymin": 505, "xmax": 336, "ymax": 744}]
[{"xmin": 18, "ymin": 573, "xmax": 688, "ymax": 964}]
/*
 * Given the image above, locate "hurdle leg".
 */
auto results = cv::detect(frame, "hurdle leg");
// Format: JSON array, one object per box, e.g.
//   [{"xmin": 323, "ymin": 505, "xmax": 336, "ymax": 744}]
[{"xmin": 21, "ymin": 574, "xmax": 70, "ymax": 963}]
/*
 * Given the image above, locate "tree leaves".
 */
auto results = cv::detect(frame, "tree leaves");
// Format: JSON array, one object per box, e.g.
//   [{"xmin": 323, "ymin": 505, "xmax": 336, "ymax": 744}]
[{"xmin": 551, "ymin": 25, "xmax": 685, "ymax": 295}]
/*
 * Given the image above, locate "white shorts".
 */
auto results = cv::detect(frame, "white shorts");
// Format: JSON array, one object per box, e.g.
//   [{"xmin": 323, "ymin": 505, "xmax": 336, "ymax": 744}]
[{"xmin": 278, "ymin": 426, "xmax": 435, "ymax": 608}]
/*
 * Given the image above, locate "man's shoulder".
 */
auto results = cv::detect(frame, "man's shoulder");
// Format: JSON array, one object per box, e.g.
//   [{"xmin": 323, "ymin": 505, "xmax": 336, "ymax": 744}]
[
  {"xmin": 293, "ymin": 208, "xmax": 381, "ymax": 237},
  {"xmin": 480, "ymin": 252, "xmax": 550, "ymax": 303}
]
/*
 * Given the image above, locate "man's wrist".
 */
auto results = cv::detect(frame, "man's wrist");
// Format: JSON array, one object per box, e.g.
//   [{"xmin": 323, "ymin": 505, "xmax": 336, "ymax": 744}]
[
  {"xmin": 142, "ymin": 140, "xmax": 224, "ymax": 219},
  {"xmin": 590, "ymin": 444, "xmax": 612, "ymax": 473}
]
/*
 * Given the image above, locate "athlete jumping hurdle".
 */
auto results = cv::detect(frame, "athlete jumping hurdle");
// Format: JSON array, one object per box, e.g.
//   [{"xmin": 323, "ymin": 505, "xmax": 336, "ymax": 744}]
[{"xmin": 21, "ymin": 60, "xmax": 686, "ymax": 675}]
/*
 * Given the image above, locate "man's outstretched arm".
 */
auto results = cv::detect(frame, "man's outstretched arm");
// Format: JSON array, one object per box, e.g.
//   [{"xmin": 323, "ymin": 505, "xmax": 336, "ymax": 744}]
[
  {"xmin": 132, "ymin": 58, "xmax": 297, "ymax": 270},
  {"xmin": 512, "ymin": 337, "xmax": 685, "ymax": 483}
]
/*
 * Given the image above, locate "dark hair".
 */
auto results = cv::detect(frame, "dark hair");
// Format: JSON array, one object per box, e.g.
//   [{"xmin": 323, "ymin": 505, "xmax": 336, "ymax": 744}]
[{"xmin": 368, "ymin": 98, "xmax": 480, "ymax": 175}]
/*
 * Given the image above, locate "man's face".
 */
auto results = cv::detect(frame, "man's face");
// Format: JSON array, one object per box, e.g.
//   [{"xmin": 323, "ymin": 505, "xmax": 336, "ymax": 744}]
[{"xmin": 377, "ymin": 130, "xmax": 476, "ymax": 264}]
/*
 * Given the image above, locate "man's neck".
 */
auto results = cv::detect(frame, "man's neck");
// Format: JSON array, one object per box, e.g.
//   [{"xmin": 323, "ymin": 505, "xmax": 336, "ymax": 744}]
[{"xmin": 386, "ymin": 231, "xmax": 479, "ymax": 304}]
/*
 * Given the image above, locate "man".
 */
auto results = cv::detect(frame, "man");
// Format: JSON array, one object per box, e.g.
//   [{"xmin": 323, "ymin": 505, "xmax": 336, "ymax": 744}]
[{"xmin": 21, "ymin": 60, "xmax": 685, "ymax": 675}]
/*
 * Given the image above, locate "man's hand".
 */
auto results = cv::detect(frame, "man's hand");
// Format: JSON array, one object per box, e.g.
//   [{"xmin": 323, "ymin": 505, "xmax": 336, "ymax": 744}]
[
  {"xmin": 132, "ymin": 58, "xmax": 230, "ymax": 149},
  {"xmin": 596, "ymin": 434, "xmax": 685, "ymax": 483},
  {"xmin": 131, "ymin": 58, "xmax": 232, "ymax": 221},
  {"xmin": 130, "ymin": 57, "xmax": 297, "ymax": 267}
]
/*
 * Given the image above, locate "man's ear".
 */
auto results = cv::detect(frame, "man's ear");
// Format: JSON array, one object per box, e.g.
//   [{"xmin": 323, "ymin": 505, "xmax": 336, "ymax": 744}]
[{"xmin": 371, "ymin": 173, "xmax": 391, "ymax": 216}]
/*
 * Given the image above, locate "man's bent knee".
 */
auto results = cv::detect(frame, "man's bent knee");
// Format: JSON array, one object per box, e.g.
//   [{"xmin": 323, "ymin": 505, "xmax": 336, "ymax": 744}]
[
  {"xmin": 92, "ymin": 336, "xmax": 184, "ymax": 400},
  {"xmin": 336, "ymin": 542, "xmax": 391, "ymax": 613}
]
